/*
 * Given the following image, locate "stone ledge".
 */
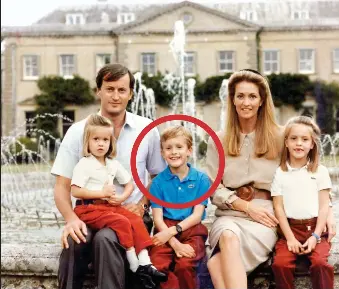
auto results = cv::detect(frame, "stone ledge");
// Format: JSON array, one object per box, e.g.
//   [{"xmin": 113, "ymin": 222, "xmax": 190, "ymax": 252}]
[{"xmin": 1, "ymin": 242, "xmax": 339, "ymax": 289}]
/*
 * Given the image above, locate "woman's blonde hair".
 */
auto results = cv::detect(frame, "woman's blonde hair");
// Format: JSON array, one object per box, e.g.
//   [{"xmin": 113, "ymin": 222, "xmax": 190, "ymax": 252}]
[
  {"xmin": 280, "ymin": 116, "xmax": 321, "ymax": 173},
  {"xmin": 224, "ymin": 69, "xmax": 279, "ymax": 159},
  {"xmin": 160, "ymin": 125, "xmax": 193, "ymax": 149},
  {"xmin": 82, "ymin": 114, "xmax": 116, "ymax": 159}
]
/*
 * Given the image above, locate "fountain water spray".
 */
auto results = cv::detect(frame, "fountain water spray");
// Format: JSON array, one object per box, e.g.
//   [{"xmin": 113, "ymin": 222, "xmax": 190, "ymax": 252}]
[{"xmin": 219, "ymin": 79, "xmax": 229, "ymax": 131}]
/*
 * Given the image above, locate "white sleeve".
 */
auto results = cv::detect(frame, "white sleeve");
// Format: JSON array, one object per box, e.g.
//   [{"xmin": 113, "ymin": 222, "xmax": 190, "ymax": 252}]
[
  {"xmin": 270, "ymin": 168, "xmax": 283, "ymax": 196},
  {"xmin": 146, "ymin": 127, "xmax": 166, "ymax": 175},
  {"xmin": 51, "ymin": 123, "xmax": 83, "ymax": 179},
  {"xmin": 317, "ymin": 165, "xmax": 332, "ymax": 191},
  {"xmin": 71, "ymin": 159, "xmax": 89, "ymax": 188},
  {"xmin": 114, "ymin": 161, "xmax": 132, "ymax": 185}
]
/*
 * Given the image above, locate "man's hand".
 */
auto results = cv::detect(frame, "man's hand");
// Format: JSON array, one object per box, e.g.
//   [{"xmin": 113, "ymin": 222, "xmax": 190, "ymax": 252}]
[
  {"xmin": 61, "ymin": 217, "xmax": 87, "ymax": 249},
  {"xmin": 152, "ymin": 228, "xmax": 175, "ymax": 246},
  {"xmin": 324, "ymin": 208, "xmax": 336, "ymax": 242},
  {"xmin": 123, "ymin": 203, "xmax": 144, "ymax": 217},
  {"xmin": 172, "ymin": 242, "xmax": 196, "ymax": 258}
]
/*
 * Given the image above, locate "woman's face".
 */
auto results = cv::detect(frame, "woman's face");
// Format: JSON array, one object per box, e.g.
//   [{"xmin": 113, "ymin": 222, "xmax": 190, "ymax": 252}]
[{"xmin": 233, "ymin": 81, "xmax": 263, "ymax": 121}]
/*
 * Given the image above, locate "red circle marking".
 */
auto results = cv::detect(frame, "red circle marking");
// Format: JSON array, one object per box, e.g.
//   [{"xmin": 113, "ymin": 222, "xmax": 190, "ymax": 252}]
[{"xmin": 130, "ymin": 115, "xmax": 225, "ymax": 209}]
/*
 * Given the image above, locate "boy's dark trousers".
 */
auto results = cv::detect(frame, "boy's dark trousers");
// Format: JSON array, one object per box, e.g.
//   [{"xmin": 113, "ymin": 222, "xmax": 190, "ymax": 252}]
[
  {"xmin": 149, "ymin": 218, "xmax": 208, "ymax": 289},
  {"xmin": 272, "ymin": 217, "xmax": 334, "ymax": 289},
  {"xmin": 58, "ymin": 211, "xmax": 153, "ymax": 289}
]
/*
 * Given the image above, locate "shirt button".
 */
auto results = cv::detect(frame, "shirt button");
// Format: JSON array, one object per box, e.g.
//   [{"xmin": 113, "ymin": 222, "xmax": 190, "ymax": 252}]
[{"xmin": 245, "ymin": 158, "xmax": 248, "ymax": 161}]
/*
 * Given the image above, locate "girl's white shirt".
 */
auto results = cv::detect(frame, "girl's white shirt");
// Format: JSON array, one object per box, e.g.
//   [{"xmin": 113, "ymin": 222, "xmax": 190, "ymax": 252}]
[
  {"xmin": 71, "ymin": 154, "xmax": 131, "ymax": 203},
  {"xmin": 271, "ymin": 163, "xmax": 332, "ymax": 219}
]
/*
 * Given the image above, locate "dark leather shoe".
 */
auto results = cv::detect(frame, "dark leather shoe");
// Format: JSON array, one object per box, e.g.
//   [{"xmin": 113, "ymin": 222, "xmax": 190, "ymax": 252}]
[{"xmin": 136, "ymin": 264, "xmax": 168, "ymax": 283}]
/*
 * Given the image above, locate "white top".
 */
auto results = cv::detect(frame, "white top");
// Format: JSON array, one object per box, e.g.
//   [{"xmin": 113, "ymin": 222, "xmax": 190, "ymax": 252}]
[
  {"xmin": 51, "ymin": 111, "xmax": 166, "ymax": 205},
  {"xmin": 71, "ymin": 155, "xmax": 131, "ymax": 203},
  {"xmin": 271, "ymin": 163, "xmax": 332, "ymax": 219}
]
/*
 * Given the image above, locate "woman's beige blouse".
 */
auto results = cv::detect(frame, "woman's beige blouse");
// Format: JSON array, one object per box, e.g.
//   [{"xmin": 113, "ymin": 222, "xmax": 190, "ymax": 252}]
[{"xmin": 206, "ymin": 130, "xmax": 282, "ymax": 212}]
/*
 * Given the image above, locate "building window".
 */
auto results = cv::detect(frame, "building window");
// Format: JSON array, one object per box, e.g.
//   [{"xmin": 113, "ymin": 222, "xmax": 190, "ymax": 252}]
[
  {"xmin": 182, "ymin": 12, "xmax": 193, "ymax": 25},
  {"xmin": 141, "ymin": 53, "xmax": 156, "ymax": 75},
  {"xmin": 219, "ymin": 51, "xmax": 235, "ymax": 73},
  {"xmin": 59, "ymin": 55, "xmax": 76, "ymax": 78},
  {"xmin": 184, "ymin": 52, "xmax": 195, "ymax": 76},
  {"xmin": 240, "ymin": 10, "xmax": 258, "ymax": 21},
  {"xmin": 23, "ymin": 55, "xmax": 39, "ymax": 80},
  {"xmin": 25, "ymin": 111, "xmax": 37, "ymax": 138},
  {"xmin": 291, "ymin": 10, "xmax": 309, "ymax": 20},
  {"xmin": 96, "ymin": 54, "xmax": 112, "ymax": 73},
  {"xmin": 117, "ymin": 13, "xmax": 135, "ymax": 25},
  {"xmin": 333, "ymin": 48, "xmax": 339, "ymax": 73},
  {"xmin": 62, "ymin": 110, "xmax": 75, "ymax": 136},
  {"xmin": 263, "ymin": 50, "xmax": 280, "ymax": 74},
  {"xmin": 66, "ymin": 14, "xmax": 85, "ymax": 25},
  {"xmin": 298, "ymin": 49, "xmax": 315, "ymax": 74}
]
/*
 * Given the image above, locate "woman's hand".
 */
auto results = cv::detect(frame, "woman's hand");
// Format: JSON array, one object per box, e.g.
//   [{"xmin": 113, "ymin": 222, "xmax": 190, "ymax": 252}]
[{"xmin": 247, "ymin": 203, "xmax": 279, "ymax": 228}]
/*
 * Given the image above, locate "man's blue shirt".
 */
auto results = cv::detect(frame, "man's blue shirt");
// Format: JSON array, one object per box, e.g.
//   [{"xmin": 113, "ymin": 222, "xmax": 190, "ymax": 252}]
[{"xmin": 149, "ymin": 163, "xmax": 210, "ymax": 221}]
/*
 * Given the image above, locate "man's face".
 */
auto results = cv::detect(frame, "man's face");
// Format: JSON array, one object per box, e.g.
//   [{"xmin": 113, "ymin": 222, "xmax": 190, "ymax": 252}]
[{"xmin": 97, "ymin": 73, "xmax": 133, "ymax": 117}]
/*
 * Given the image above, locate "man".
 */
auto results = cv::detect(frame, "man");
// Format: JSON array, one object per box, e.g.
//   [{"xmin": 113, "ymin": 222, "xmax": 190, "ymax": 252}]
[{"xmin": 51, "ymin": 63, "xmax": 166, "ymax": 289}]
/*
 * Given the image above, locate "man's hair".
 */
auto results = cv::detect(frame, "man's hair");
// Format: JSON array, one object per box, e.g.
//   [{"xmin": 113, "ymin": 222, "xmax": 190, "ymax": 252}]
[
  {"xmin": 160, "ymin": 126, "xmax": 193, "ymax": 149},
  {"xmin": 83, "ymin": 114, "xmax": 116, "ymax": 159},
  {"xmin": 280, "ymin": 116, "xmax": 321, "ymax": 173},
  {"xmin": 96, "ymin": 63, "xmax": 135, "ymax": 90}
]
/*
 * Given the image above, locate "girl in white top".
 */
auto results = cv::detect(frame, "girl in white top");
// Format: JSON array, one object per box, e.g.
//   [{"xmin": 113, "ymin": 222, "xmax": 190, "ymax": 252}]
[
  {"xmin": 71, "ymin": 114, "xmax": 166, "ymax": 285},
  {"xmin": 271, "ymin": 116, "xmax": 334, "ymax": 289}
]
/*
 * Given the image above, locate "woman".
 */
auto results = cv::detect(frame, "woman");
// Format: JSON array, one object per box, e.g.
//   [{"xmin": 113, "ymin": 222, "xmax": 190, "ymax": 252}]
[{"xmin": 206, "ymin": 69, "xmax": 336, "ymax": 289}]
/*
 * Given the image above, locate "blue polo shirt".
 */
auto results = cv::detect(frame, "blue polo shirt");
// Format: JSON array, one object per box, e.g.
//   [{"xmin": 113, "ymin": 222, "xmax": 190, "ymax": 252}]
[{"xmin": 149, "ymin": 164, "xmax": 210, "ymax": 221}]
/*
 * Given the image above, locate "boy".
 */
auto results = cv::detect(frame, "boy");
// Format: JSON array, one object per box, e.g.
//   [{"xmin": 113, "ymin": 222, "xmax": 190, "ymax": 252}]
[{"xmin": 149, "ymin": 126, "xmax": 210, "ymax": 289}]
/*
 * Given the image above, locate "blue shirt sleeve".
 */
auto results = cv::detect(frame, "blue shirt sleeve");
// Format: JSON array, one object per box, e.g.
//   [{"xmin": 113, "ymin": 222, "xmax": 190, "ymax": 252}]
[
  {"xmin": 198, "ymin": 174, "xmax": 211, "ymax": 207},
  {"xmin": 149, "ymin": 179, "xmax": 163, "ymax": 209}
]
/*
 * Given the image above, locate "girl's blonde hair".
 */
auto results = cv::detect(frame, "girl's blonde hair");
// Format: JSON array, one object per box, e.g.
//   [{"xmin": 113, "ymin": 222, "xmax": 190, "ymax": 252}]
[
  {"xmin": 281, "ymin": 116, "xmax": 321, "ymax": 173},
  {"xmin": 224, "ymin": 69, "xmax": 279, "ymax": 159},
  {"xmin": 160, "ymin": 126, "xmax": 193, "ymax": 149},
  {"xmin": 82, "ymin": 114, "xmax": 116, "ymax": 159}
]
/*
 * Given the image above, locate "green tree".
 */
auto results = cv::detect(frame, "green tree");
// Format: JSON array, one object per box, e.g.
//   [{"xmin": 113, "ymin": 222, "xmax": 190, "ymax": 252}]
[
  {"xmin": 267, "ymin": 73, "xmax": 313, "ymax": 110},
  {"xmin": 34, "ymin": 75, "xmax": 95, "ymax": 138},
  {"xmin": 195, "ymin": 73, "xmax": 232, "ymax": 103}
]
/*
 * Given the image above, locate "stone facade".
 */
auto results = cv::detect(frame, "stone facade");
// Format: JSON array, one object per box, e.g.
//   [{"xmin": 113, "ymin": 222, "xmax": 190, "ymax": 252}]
[{"xmin": 1, "ymin": 1, "xmax": 338, "ymax": 136}]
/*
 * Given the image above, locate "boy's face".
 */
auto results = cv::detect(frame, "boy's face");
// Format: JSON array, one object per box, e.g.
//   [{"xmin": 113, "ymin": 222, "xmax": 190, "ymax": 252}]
[{"xmin": 161, "ymin": 136, "xmax": 192, "ymax": 169}]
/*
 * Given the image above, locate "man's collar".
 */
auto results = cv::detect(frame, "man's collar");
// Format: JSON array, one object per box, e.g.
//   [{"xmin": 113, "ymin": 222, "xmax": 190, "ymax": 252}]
[
  {"xmin": 163, "ymin": 163, "xmax": 197, "ymax": 181},
  {"xmin": 97, "ymin": 110, "xmax": 136, "ymax": 129}
]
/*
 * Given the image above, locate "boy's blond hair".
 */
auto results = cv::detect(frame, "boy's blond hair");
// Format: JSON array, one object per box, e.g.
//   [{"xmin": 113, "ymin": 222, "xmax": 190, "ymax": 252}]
[
  {"xmin": 160, "ymin": 126, "xmax": 193, "ymax": 149},
  {"xmin": 280, "ymin": 116, "xmax": 321, "ymax": 173},
  {"xmin": 82, "ymin": 114, "xmax": 116, "ymax": 159}
]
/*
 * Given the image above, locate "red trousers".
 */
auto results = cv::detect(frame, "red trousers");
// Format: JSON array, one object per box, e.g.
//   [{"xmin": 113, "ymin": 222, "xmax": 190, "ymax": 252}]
[
  {"xmin": 272, "ymin": 218, "xmax": 333, "ymax": 289},
  {"xmin": 74, "ymin": 204, "xmax": 153, "ymax": 253},
  {"xmin": 149, "ymin": 219, "xmax": 208, "ymax": 289}
]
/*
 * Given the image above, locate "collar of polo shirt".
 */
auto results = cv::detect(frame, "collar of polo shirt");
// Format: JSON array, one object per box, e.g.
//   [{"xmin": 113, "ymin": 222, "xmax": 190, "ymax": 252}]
[
  {"xmin": 97, "ymin": 110, "xmax": 136, "ymax": 129},
  {"xmin": 86, "ymin": 154, "xmax": 107, "ymax": 169},
  {"xmin": 163, "ymin": 163, "xmax": 198, "ymax": 181},
  {"xmin": 286, "ymin": 160, "xmax": 310, "ymax": 172}
]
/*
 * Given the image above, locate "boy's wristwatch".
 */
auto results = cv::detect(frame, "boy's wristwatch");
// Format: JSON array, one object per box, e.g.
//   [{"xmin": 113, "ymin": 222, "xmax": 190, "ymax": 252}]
[{"xmin": 175, "ymin": 224, "xmax": 183, "ymax": 235}]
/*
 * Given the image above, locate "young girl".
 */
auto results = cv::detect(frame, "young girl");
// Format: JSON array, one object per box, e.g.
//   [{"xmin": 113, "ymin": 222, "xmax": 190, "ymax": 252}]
[
  {"xmin": 71, "ymin": 114, "xmax": 167, "ymax": 286},
  {"xmin": 271, "ymin": 116, "xmax": 334, "ymax": 289}
]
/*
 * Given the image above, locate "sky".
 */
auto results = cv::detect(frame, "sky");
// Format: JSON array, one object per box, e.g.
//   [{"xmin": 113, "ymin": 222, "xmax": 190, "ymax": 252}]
[{"xmin": 1, "ymin": 0, "xmax": 221, "ymax": 26}]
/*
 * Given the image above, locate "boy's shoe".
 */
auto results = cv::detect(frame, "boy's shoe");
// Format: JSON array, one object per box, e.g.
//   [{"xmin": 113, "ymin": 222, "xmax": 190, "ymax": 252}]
[
  {"xmin": 137, "ymin": 272, "xmax": 156, "ymax": 289},
  {"xmin": 136, "ymin": 264, "xmax": 168, "ymax": 283}
]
